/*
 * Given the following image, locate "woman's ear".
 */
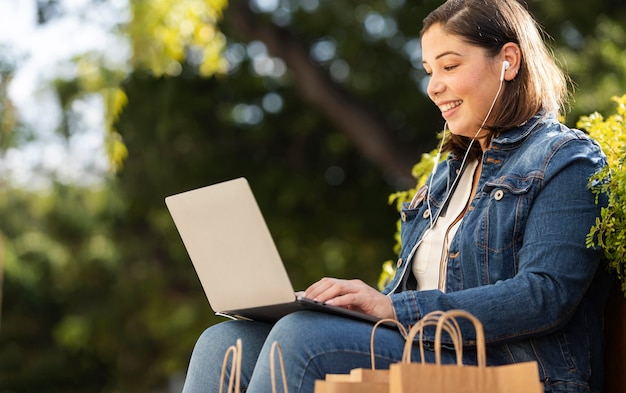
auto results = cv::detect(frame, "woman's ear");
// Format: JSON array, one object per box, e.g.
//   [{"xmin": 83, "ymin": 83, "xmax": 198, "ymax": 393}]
[{"xmin": 501, "ymin": 42, "xmax": 522, "ymax": 81}]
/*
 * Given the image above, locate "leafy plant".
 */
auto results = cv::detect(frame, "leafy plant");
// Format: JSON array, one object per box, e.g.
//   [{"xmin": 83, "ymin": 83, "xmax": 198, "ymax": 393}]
[
  {"xmin": 378, "ymin": 145, "xmax": 440, "ymax": 290},
  {"xmin": 582, "ymin": 95, "xmax": 626, "ymax": 296}
]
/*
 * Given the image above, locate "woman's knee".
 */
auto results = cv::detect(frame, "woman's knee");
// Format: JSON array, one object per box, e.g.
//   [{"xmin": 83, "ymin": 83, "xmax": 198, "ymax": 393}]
[{"xmin": 191, "ymin": 320, "xmax": 272, "ymax": 366}]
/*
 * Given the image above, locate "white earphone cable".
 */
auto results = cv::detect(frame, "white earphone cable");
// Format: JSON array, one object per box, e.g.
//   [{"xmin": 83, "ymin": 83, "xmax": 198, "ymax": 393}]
[{"xmin": 424, "ymin": 61, "xmax": 508, "ymax": 231}]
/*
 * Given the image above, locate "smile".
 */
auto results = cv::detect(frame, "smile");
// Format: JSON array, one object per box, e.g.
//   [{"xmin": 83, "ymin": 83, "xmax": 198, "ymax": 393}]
[{"xmin": 439, "ymin": 100, "xmax": 463, "ymax": 113}]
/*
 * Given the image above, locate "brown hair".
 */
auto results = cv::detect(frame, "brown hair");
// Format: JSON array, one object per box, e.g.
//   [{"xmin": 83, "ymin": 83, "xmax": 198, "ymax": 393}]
[{"xmin": 421, "ymin": 0, "xmax": 569, "ymax": 157}]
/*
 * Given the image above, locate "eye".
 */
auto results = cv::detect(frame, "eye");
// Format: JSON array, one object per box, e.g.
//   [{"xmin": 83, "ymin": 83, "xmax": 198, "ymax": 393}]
[{"xmin": 443, "ymin": 64, "xmax": 458, "ymax": 71}]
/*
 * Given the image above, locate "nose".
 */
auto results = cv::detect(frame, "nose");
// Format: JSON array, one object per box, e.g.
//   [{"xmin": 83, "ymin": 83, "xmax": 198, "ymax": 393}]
[{"xmin": 427, "ymin": 73, "xmax": 443, "ymax": 100}]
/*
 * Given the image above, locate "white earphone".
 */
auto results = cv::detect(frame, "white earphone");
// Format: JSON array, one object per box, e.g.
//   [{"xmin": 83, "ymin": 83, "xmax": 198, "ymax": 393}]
[{"xmin": 500, "ymin": 60, "xmax": 511, "ymax": 82}]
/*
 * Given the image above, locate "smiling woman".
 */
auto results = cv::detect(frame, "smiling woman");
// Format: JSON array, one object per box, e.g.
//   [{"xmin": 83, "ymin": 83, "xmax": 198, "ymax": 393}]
[
  {"xmin": 420, "ymin": 0, "xmax": 568, "ymax": 161},
  {"xmin": 421, "ymin": 25, "xmax": 517, "ymax": 149},
  {"xmin": 180, "ymin": 1, "xmax": 611, "ymax": 392}
]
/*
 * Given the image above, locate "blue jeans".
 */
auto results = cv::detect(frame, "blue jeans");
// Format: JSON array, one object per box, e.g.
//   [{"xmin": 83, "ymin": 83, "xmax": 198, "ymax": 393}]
[{"xmin": 182, "ymin": 311, "xmax": 468, "ymax": 393}]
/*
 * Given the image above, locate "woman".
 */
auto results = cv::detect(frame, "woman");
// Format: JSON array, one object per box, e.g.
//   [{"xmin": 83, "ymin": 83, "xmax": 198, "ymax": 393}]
[{"xmin": 182, "ymin": 0, "xmax": 609, "ymax": 392}]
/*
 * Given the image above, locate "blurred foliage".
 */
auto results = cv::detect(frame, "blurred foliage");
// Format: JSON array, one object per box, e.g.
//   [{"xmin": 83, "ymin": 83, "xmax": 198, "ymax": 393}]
[
  {"xmin": 51, "ymin": 56, "xmax": 129, "ymax": 170},
  {"xmin": 583, "ymin": 95, "xmax": 626, "ymax": 295},
  {"xmin": 378, "ymin": 144, "xmax": 440, "ymax": 290},
  {"xmin": 0, "ymin": 184, "xmax": 120, "ymax": 391},
  {"xmin": 0, "ymin": 51, "xmax": 31, "ymax": 151},
  {"xmin": 0, "ymin": 62, "xmax": 17, "ymax": 149},
  {"xmin": 128, "ymin": 0, "xmax": 229, "ymax": 77},
  {"xmin": 115, "ymin": 66, "xmax": 398, "ymax": 292},
  {"xmin": 50, "ymin": 0, "xmax": 230, "ymax": 176},
  {"xmin": 526, "ymin": 0, "xmax": 626, "ymax": 122},
  {"xmin": 558, "ymin": 16, "xmax": 626, "ymax": 122},
  {"xmin": 1, "ymin": 0, "xmax": 626, "ymax": 391}
]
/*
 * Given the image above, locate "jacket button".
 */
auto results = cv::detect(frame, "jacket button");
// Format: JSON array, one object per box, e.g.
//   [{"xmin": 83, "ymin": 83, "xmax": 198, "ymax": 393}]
[
  {"xmin": 396, "ymin": 258, "xmax": 403, "ymax": 268},
  {"xmin": 401, "ymin": 212, "xmax": 407, "ymax": 222},
  {"xmin": 494, "ymin": 190, "xmax": 504, "ymax": 200},
  {"xmin": 423, "ymin": 209, "xmax": 431, "ymax": 219}
]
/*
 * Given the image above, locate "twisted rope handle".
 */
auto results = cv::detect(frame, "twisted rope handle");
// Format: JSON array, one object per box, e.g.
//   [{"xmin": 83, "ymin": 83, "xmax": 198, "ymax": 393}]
[
  {"xmin": 270, "ymin": 341, "xmax": 289, "ymax": 393},
  {"xmin": 219, "ymin": 339, "xmax": 243, "ymax": 393}
]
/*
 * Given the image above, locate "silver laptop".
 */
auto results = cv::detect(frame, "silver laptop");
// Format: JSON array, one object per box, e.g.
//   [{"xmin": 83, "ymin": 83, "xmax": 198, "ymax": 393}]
[{"xmin": 165, "ymin": 177, "xmax": 384, "ymax": 324}]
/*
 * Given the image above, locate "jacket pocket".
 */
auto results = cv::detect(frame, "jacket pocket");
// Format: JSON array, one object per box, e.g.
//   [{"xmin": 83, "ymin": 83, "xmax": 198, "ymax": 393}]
[{"xmin": 474, "ymin": 175, "xmax": 536, "ymax": 273}]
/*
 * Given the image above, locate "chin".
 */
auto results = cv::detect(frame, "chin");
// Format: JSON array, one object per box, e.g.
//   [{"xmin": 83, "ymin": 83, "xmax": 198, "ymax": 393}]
[
  {"xmin": 447, "ymin": 127, "xmax": 467, "ymax": 137},
  {"xmin": 448, "ymin": 124, "xmax": 478, "ymax": 139}
]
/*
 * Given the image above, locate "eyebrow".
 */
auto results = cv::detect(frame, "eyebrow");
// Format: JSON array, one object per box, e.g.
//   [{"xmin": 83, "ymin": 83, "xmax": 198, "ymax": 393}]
[{"xmin": 422, "ymin": 50, "xmax": 463, "ymax": 66}]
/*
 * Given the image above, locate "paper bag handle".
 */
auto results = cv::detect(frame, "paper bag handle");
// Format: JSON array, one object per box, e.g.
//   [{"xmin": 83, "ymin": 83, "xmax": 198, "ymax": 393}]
[
  {"xmin": 370, "ymin": 318, "xmax": 408, "ymax": 370},
  {"xmin": 270, "ymin": 341, "xmax": 289, "ymax": 393},
  {"xmin": 402, "ymin": 310, "xmax": 462, "ymax": 365},
  {"xmin": 219, "ymin": 338, "xmax": 242, "ymax": 393},
  {"xmin": 435, "ymin": 310, "xmax": 486, "ymax": 367}
]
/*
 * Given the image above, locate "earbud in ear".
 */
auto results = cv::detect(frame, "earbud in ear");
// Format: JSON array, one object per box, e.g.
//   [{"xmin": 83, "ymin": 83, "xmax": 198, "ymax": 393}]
[{"xmin": 500, "ymin": 60, "xmax": 511, "ymax": 81}]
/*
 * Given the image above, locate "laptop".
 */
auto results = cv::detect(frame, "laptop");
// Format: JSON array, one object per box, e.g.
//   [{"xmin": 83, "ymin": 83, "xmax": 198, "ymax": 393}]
[{"xmin": 165, "ymin": 177, "xmax": 385, "ymax": 325}]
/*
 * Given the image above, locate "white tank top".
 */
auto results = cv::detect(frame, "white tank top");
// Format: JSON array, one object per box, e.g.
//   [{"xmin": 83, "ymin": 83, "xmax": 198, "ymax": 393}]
[{"xmin": 412, "ymin": 159, "xmax": 479, "ymax": 291}]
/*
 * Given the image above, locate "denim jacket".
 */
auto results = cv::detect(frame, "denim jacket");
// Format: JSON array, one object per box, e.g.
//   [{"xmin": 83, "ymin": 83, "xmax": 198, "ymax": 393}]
[{"xmin": 383, "ymin": 113, "xmax": 610, "ymax": 392}]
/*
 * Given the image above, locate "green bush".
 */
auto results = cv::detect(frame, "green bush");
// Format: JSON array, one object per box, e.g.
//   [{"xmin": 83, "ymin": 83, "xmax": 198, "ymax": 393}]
[{"xmin": 581, "ymin": 95, "xmax": 626, "ymax": 295}]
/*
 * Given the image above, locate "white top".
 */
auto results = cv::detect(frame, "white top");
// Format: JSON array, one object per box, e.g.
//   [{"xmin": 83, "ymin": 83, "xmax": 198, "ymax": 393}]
[{"xmin": 412, "ymin": 159, "xmax": 479, "ymax": 291}]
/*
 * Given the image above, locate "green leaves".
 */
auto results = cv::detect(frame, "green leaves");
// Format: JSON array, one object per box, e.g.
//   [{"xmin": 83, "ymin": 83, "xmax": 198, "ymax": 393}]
[
  {"xmin": 128, "ymin": 0, "xmax": 228, "ymax": 77},
  {"xmin": 579, "ymin": 95, "xmax": 626, "ymax": 295}
]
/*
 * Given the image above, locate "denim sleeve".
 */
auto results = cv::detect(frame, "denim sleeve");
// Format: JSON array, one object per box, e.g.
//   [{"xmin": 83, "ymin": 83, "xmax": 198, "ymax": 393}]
[{"xmin": 389, "ymin": 137, "xmax": 607, "ymax": 344}]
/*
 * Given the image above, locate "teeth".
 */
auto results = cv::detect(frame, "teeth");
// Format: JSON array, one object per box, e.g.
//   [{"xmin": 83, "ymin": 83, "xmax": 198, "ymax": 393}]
[{"xmin": 440, "ymin": 100, "xmax": 462, "ymax": 112}]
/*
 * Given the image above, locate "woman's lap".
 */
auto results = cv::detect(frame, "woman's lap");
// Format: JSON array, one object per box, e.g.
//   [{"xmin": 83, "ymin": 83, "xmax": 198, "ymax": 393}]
[
  {"xmin": 182, "ymin": 311, "xmax": 462, "ymax": 393},
  {"xmin": 247, "ymin": 311, "xmax": 410, "ymax": 393}
]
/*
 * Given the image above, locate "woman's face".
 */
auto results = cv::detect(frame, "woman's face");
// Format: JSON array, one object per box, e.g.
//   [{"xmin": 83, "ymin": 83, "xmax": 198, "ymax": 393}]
[{"xmin": 421, "ymin": 23, "xmax": 503, "ymax": 147}]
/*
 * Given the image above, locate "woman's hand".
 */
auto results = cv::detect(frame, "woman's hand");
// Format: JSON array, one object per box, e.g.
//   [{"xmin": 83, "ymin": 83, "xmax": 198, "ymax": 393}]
[{"xmin": 302, "ymin": 277, "xmax": 396, "ymax": 320}]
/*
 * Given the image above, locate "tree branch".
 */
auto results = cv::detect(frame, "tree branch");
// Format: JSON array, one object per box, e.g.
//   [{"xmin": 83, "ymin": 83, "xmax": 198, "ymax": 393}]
[{"xmin": 226, "ymin": 0, "xmax": 417, "ymax": 188}]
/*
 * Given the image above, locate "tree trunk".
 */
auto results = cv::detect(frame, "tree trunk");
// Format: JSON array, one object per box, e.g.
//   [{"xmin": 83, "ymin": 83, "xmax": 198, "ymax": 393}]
[{"xmin": 225, "ymin": 0, "xmax": 418, "ymax": 189}]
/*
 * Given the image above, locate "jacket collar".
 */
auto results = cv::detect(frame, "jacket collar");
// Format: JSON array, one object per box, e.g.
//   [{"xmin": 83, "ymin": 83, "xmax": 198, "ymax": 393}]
[{"xmin": 490, "ymin": 111, "xmax": 553, "ymax": 148}]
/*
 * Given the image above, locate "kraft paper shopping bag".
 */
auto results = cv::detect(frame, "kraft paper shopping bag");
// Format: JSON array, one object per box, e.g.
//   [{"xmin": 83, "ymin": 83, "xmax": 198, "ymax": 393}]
[
  {"xmin": 389, "ymin": 310, "xmax": 543, "ymax": 393},
  {"xmin": 314, "ymin": 318, "xmax": 407, "ymax": 393}
]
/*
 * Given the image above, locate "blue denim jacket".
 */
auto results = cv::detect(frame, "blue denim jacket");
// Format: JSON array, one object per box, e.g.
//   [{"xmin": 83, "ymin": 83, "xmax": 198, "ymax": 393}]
[{"xmin": 383, "ymin": 113, "xmax": 610, "ymax": 392}]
